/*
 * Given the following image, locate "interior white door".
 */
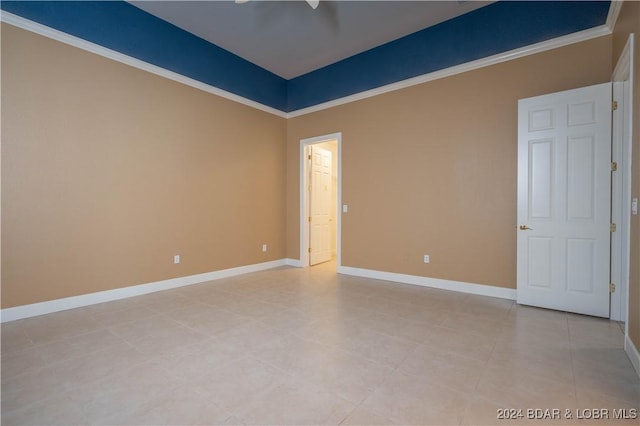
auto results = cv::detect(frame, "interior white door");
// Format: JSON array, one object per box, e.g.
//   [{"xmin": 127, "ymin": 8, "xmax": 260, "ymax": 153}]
[
  {"xmin": 309, "ymin": 146, "xmax": 332, "ymax": 265},
  {"xmin": 517, "ymin": 82, "xmax": 612, "ymax": 317}
]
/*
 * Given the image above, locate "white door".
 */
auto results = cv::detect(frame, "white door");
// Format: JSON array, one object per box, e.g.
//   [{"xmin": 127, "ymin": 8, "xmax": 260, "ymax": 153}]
[
  {"xmin": 309, "ymin": 146, "xmax": 332, "ymax": 265},
  {"xmin": 517, "ymin": 82, "xmax": 612, "ymax": 317}
]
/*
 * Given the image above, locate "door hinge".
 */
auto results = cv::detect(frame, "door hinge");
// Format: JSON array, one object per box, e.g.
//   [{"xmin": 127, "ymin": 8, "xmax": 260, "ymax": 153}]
[
  {"xmin": 610, "ymin": 223, "xmax": 617, "ymax": 232},
  {"xmin": 308, "ymin": 216, "xmax": 312, "ymax": 222},
  {"xmin": 610, "ymin": 283, "xmax": 616, "ymax": 293},
  {"xmin": 308, "ymin": 247, "xmax": 312, "ymax": 253},
  {"xmin": 611, "ymin": 162, "xmax": 618, "ymax": 172},
  {"xmin": 612, "ymin": 101, "xmax": 618, "ymax": 111},
  {"xmin": 308, "ymin": 154, "xmax": 312, "ymax": 160}
]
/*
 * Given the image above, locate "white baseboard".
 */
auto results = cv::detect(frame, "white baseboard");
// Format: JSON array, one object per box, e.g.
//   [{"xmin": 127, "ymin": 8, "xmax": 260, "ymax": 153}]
[
  {"xmin": 0, "ymin": 259, "xmax": 287, "ymax": 323},
  {"xmin": 625, "ymin": 334, "xmax": 640, "ymax": 378},
  {"xmin": 337, "ymin": 266, "xmax": 517, "ymax": 300},
  {"xmin": 285, "ymin": 258, "xmax": 304, "ymax": 267}
]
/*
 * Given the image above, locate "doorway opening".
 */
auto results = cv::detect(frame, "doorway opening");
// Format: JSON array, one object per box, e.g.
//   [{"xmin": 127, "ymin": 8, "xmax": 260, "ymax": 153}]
[{"xmin": 299, "ymin": 133, "xmax": 341, "ymax": 268}]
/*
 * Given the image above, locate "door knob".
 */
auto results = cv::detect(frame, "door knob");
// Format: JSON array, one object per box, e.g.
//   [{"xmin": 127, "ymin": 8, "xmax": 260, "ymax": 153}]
[{"xmin": 519, "ymin": 225, "xmax": 533, "ymax": 231}]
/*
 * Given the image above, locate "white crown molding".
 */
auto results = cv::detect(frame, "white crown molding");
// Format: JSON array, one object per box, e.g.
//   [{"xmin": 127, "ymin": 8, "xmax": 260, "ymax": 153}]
[
  {"xmin": 0, "ymin": 259, "xmax": 288, "ymax": 322},
  {"xmin": 0, "ymin": 10, "xmax": 622, "ymax": 119},
  {"xmin": 606, "ymin": 0, "xmax": 624, "ymax": 32},
  {"xmin": 287, "ymin": 25, "xmax": 612, "ymax": 118},
  {"xmin": 338, "ymin": 266, "xmax": 517, "ymax": 300},
  {"xmin": 625, "ymin": 334, "xmax": 640, "ymax": 378},
  {"xmin": 0, "ymin": 11, "xmax": 288, "ymax": 119},
  {"xmin": 1, "ymin": 11, "xmax": 616, "ymax": 119}
]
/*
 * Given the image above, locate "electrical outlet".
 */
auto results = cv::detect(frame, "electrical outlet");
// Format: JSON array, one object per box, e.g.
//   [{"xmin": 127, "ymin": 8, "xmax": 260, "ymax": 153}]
[
  {"xmin": 262, "ymin": 244, "xmax": 267, "ymax": 252},
  {"xmin": 423, "ymin": 255, "xmax": 430, "ymax": 264},
  {"xmin": 174, "ymin": 255, "xmax": 180, "ymax": 264},
  {"xmin": 342, "ymin": 204, "xmax": 348, "ymax": 213},
  {"xmin": 632, "ymin": 198, "xmax": 638, "ymax": 215}
]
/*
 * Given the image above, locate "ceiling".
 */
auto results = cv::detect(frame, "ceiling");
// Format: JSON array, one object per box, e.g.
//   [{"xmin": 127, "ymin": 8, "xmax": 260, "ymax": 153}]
[{"xmin": 129, "ymin": 1, "xmax": 494, "ymax": 79}]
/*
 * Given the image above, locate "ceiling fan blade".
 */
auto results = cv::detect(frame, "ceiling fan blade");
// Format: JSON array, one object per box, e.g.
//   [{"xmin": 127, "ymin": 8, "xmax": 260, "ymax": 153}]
[{"xmin": 306, "ymin": 0, "xmax": 319, "ymax": 10}]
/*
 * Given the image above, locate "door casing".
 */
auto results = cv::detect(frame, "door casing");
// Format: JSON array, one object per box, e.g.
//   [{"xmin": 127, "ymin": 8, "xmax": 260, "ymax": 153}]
[
  {"xmin": 610, "ymin": 34, "xmax": 634, "ymax": 323},
  {"xmin": 299, "ymin": 133, "xmax": 342, "ymax": 267}
]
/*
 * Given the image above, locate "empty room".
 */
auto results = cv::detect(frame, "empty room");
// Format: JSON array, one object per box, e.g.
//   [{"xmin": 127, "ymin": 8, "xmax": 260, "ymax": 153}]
[{"xmin": 1, "ymin": 0, "xmax": 639, "ymax": 424}]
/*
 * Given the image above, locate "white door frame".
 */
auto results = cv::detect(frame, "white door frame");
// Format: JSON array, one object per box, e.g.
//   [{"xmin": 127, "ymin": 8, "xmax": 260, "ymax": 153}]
[
  {"xmin": 610, "ymin": 34, "xmax": 634, "ymax": 324},
  {"xmin": 299, "ymin": 132, "xmax": 342, "ymax": 267}
]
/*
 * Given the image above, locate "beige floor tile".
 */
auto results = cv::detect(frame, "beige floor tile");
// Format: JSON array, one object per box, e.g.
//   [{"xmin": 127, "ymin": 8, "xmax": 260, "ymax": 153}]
[
  {"xmin": 291, "ymin": 349, "xmax": 395, "ymax": 404},
  {"xmin": 257, "ymin": 308, "xmax": 317, "ymax": 333},
  {"xmin": 108, "ymin": 313, "xmax": 183, "ymax": 341},
  {"xmin": 130, "ymin": 324, "xmax": 210, "ymax": 356},
  {"xmin": 426, "ymin": 324, "xmax": 497, "ymax": 362},
  {"xmin": 439, "ymin": 310, "xmax": 505, "ymax": 339},
  {"xmin": 340, "ymin": 404, "xmax": 396, "ymax": 425},
  {"xmin": 1, "ymin": 323, "xmax": 35, "ymax": 355},
  {"xmin": 398, "ymin": 343, "xmax": 486, "ymax": 394},
  {"xmin": 487, "ymin": 345, "xmax": 575, "ymax": 384},
  {"xmin": 53, "ymin": 342, "xmax": 150, "ymax": 389},
  {"xmin": 104, "ymin": 385, "xmax": 236, "ymax": 425},
  {"xmin": 37, "ymin": 328, "xmax": 127, "ymax": 364},
  {"xmin": 215, "ymin": 321, "xmax": 290, "ymax": 352},
  {"xmin": 366, "ymin": 314, "xmax": 433, "ymax": 343},
  {"xmin": 455, "ymin": 294, "xmax": 514, "ymax": 319},
  {"xmin": 2, "ymin": 263, "xmax": 637, "ymax": 426},
  {"xmin": 19, "ymin": 309, "xmax": 104, "ymax": 345},
  {"xmin": 93, "ymin": 306, "xmax": 156, "ymax": 327},
  {"xmin": 143, "ymin": 291, "xmax": 200, "ymax": 313},
  {"xmin": 73, "ymin": 364, "xmax": 177, "ymax": 422},
  {"xmin": 573, "ymin": 357, "xmax": 640, "ymax": 405},
  {"xmin": 251, "ymin": 334, "xmax": 335, "ymax": 374},
  {"xmin": 1, "ymin": 346, "xmax": 46, "ymax": 380},
  {"xmin": 360, "ymin": 370, "xmax": 471, "ymax": 425},
  {"xmin": 509, "ymin": 303, "xmax": 568, "ymax": 321},
  {"xmin": 569, "ymin": 318, "xmax": 625, "ymax": 348},
  {"xmin": 1, "ymin": 365, "xmax": 72, "ymax": 412},
  {"xmin": 191, "ymin": 356, "xmax": 286, "ymax": 413},
  {"xmin": 575, "ymin": 389, "xmax": 640, "ymax": 425},
  {"xmin": 153, "ymin": 339, "xmax": 245, "ymax": 382},
  {"xmin": 1, "ymin": 392, "xmax": 88, "ymax": 426},
  {"xmin": 571, "ymin": 345, "xmax": 635, "ymax": 368},
  {"xmin": 461, "ymin": 395, "xmax": 531, "ymax": 425},
  {"xmin": 163, "ymin": 303, "xmax": 250, "ymax": 336},
  {"xmin": 239, "ymin": 376, "xmax": 355, "ymax": 425},
  {"xmin": 475, "ymin": 363, "xmax": 577, "ymax": 410}
]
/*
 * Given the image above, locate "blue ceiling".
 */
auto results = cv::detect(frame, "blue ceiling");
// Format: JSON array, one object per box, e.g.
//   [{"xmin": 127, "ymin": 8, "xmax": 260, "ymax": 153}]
[{"xmin": 1, "ymin": 1, "xmax": 611, "ymax": 113}]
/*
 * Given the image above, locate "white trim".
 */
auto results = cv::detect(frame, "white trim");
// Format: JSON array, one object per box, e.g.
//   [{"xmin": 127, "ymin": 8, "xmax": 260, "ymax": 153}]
[
  {"xmin": 0, "ymin": 259, "xmax": 287, "ymax": 323},
  {"xmin": 625, "ymin": 334, "xmax": 640, "ymax": 378},
  {"xmin": 285, "ymin": 258, "xmax": 303, "ymax": 267},
  {"xmin": 0, "ymin": 12, "xmax": 288, "ymax": 119},
  {"xmin": 299, "ymin": 133, "xmax": 342, "ymax": 268},
  {"xmin": 1, "ymin": 11, "xmax": 613, "ymax": 119},
  {"xmin": 287, "ymin": 25, "xmax": 611, "ymax": 118},
  {"xmin": 338, "ymin": 266, "xmax": 517, "ymax": 300},
  {"xmin": 610, "ymin": 35, "xmax": 634, "ymax": 323},
  {"xmin": 606, "ymin": 0, "xmax": 624, "ymax": 32}
]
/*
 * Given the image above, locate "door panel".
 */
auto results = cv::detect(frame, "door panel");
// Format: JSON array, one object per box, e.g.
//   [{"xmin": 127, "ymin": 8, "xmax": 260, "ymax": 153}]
[
  {"xmin": 309, "ymin": 146, "xmax": 332, "ymax": 265},
  {"xmin": 517, "ymin": 82, "xmax": 611, "ymax": 317}
]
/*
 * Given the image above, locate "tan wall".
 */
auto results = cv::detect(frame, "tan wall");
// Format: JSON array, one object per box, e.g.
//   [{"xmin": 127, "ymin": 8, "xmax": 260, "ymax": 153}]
[
  {"xmin": 0, "ymin": 18, "xmax": 624, "ymax": 309},
  {"xmin": 286, "ymin": 36, "xmax": 613, "ymax": 289},
  {"xmin": 1, "ymin": 24, "xmax": 287, "ymax": 308},
  {"xmin": 612, "ymin": 1, "xmax": 640, "ymax": 350}
]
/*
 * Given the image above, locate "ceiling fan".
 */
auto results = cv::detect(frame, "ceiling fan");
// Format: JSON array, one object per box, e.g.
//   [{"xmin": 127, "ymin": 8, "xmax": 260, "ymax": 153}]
[{"xmin": 235, "ymin": 0, "xmax": 320, "ymax": 10}]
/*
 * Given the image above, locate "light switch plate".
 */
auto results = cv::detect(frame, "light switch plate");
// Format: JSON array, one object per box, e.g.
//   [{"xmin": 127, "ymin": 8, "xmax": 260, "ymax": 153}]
[{"xmin": 632, "ymin": 198, "xmax": 638, "ymax": 215}]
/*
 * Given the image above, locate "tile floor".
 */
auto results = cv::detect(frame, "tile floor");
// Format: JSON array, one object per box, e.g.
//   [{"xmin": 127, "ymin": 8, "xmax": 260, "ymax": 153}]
[{"xmin": 1, "ymin": 262, "xmax": 639, "ymax": 425}]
